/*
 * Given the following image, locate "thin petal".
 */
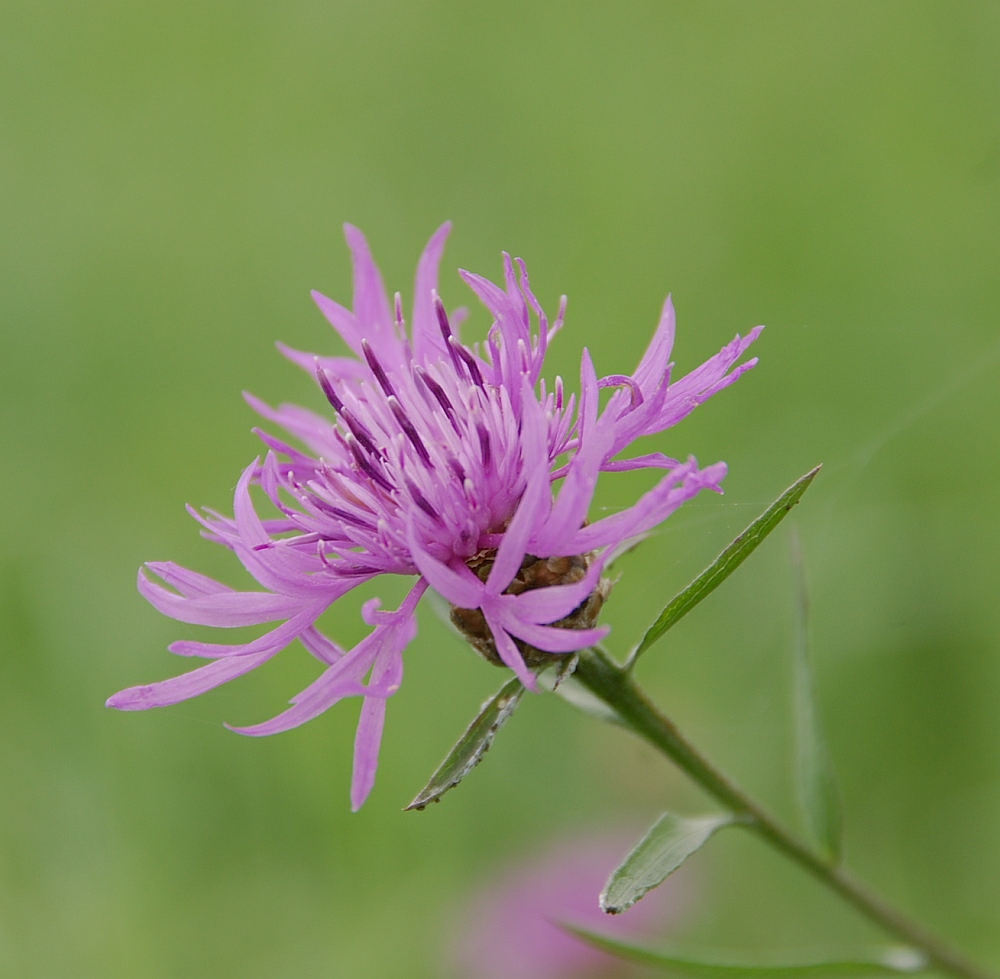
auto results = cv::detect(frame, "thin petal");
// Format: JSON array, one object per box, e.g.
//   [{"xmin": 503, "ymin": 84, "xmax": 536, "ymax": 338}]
[
  {"xmin": 233, "ymin": 459, "xmax": 269, "ymax": 547},
  {"xmin": 506, "ymin": 553, "xmax": 608, "ymax": 624},
  {"xmin": 275, "ymin": 341, "xmax": 366, "ymax": 380},
  {"xmin": 107, "ymin": 641, "xmax": 284, "ymax": 710},
  {"xmin": 408, "ymin": 533, "xmax": 484, "ymax": 609},
  {"xmin": 344, "ymin": 224, "xmax": 400, "ymax": 367},
  {"xmin": 107, "ymin": 607, "xmax": 323, "ymax": 710},
  {"xmin": 311, "ymin": 289, "xmax": 363, "ymax": 357},
  {"xmin": 227, "ymin": 580, "xmax": 419, "ymax": 740},
  {"xmin": 567, "ymin": 461, "xmax": 727, "ymax": 554},
  {"xmin": 601, "ymin": 452, "xmax": 680, "ymax": 473},
  {"xmin": 298, "ymin": 625, "xmax": 346, "ymax": 665},
  {"xmin": 530, "ymin": 351, "xmax": 614, "ymax": 556},
  {"xmin": 482, "ymin": 606, "xmax": 537, "ymax": 691},
  {"xmin": 167, "ymin": 603, "xmax": 326, "ymax": 658},
  {"xmin": 486, "ymin": 381, "xmax": 551, "ymax": 595},
  {"xmin": 243, "ymin": 392, "xmax": 340, "ymax": 459},
  {"xmin": 500, "ymin": 613, "xmax": 609, "ymax": 653},
  {"xmin": 138, "ymin": 569, "xmax": 305, "ymax": 627},
  {"xmin": 144, "ymin": 562, "xmax": 233, "ymax": 599},
  {"xmin": 411, "ymin": 222, "xmax": 453, "ymax": 364},
  {"xmin": 633, "ymin": 295, "xmax": 676, "ymax": 395},
  {"xmin": 351, "ymin": 694, "xmax": 388, "ymax": 811},
  {"xmin": 350, "ymin": 623, "xmax": 410, "ymax": 810},
  {"xmin": 226, "ymin": 640, "xmax": 380, "ymax": 736},
  {"xmin": 651, "ymin": 327, "xmax": 763, "ymax": 432}
]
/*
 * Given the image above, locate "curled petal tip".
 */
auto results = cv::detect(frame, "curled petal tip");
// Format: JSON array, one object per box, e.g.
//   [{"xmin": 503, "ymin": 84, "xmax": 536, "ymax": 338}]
[{"xmin": 522, "ymin": 674, "xmax": 540, "ymax": 693}]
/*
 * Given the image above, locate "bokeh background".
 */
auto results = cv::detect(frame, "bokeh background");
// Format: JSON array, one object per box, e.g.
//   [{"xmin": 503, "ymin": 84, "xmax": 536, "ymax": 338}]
[{"xmin": 2, "ymin": 2, "xmax": 999, "ymax": 976}]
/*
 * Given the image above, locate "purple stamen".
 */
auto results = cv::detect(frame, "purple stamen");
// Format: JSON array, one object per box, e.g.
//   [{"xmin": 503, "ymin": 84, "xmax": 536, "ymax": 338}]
[
  {"xmin": 434, "ymin": 291, "xmax": 464, "ymax": 372},
  {"xmin": 309, "ymin": 495, "xmax": 376, "ymax": 528},
  {"xmin": 405, "ymin": 478, "xmax": 440, "ymax": 521},
  {"xmin": 347, "ymin": 435, "xmax": 395, "ymax": 492},
  {"xmin": 450, "ymin": 336, "xmax": 484, "ymax": 388},
  {"xmin": 477, "ymin": 424, "xmax": 492, "ymax": 469},
  {"xmin": 315, "ymin": 360, "xmax": 344, "ymax": 412},
  {"xmin": 361, "ymin": 339, "xmax": 395, "ymax": 396},
  {"xmin": 388, "ymin": 396, "xmax": 433, "ymax": 466},
  {"xmin": 598, "ymin": 374, "xmax": 644, "ymax": 410},
  {"xmin": 447, "ymin": 455, "xmax": 466, "ymax": 483},
  {"xmin": 414, "ymin": 366, "xmax": 460, "ymax": 432},
  {"xmin": 341, "ymin": 408, "xmax": 382, "ymax": 458}
]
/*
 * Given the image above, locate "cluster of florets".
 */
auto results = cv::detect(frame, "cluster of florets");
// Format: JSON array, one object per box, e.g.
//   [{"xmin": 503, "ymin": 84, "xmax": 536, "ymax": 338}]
[{"xmin": 108, "ymin": 223, "xmax": 760, "ymax": 808}]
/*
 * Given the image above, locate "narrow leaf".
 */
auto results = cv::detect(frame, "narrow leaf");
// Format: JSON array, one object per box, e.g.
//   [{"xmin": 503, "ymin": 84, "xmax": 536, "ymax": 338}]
[
  {"xmin": 601, "ymin": 811, "xmax": 737, "ymax": 913},
  {"xmin": 564, "ymin": 930, "xmax": 927, "ymax": 978},
  {"xmin": 405, "ymin": 676, "xmax": 524, "ymax": 811},
  {"xmin": 629, "ymin": 465, "xmax": 821, "ymax": 667},
  {"xmin": 791, "ymin": 529, "xmax": 843, "ymax": 862}
]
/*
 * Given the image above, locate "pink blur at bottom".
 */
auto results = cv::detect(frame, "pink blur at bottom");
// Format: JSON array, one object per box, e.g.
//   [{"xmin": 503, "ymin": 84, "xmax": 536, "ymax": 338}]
[{"xmin": 448, "ymin": 832, "xmax": 691, "ymax": 979}]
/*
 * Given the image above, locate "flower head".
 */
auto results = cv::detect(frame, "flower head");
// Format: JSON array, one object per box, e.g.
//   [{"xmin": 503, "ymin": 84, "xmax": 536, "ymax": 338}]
[{"xmin": 107, "ymin": 223, "xmax": 760, "ymax": 808}]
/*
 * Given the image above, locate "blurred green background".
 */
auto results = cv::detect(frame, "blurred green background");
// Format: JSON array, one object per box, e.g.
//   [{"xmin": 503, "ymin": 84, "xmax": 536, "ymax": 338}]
[{"xmin": 2, "ymin": 1, "xmax": 999, "ymax": 976}]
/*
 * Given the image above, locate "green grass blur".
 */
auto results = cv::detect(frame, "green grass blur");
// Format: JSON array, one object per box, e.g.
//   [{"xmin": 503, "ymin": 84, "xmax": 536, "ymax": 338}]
[{"xmin": 2, "ymin": 2, "xmax": 999, "ymax": 976}]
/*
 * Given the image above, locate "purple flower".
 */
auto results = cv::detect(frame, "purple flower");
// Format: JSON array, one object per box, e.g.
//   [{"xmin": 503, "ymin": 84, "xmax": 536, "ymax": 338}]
[
  {"xmin": 108, "ymin": 223, "xmax": 760, "ymax": 808},
  {"xmin": 448, "ymin": 831, "xmax": 691, "ymax": 979}
]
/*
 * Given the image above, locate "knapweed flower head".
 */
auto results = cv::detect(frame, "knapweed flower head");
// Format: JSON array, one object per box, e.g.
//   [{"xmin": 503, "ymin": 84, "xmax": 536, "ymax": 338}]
[
  {"xmin": 108, "ymin": 223, "xmax": 760, "ymax": 809},
  {"xmin": 449, "ymin": 831, "xmax": 689, "ymax": 979}
]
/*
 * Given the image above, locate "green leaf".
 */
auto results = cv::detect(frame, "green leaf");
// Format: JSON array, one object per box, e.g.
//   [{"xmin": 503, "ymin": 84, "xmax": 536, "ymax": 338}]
[
  {"xmin": 564, "ymin": 929, "xmax": 927, "ymax": 978},
  {"xmin": 600, "ymin": 811, "xmax": 737, "ymax": 913},
  {"xmin": 791, "ymin": 529, "xmax": 843, "ymax": 862},
  {"xmin": 628, "ymin": 465, "xmax": 822, "ymax": 667},
  {"xmin": 405, "ymin": 676, "xmax": 524, "ymax": 811}
]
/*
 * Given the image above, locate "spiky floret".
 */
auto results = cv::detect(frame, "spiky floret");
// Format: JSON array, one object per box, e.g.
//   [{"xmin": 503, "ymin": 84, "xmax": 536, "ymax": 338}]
[{"xmin": 108, "ymin": 222, "xmax": 761, "ymax": 809}]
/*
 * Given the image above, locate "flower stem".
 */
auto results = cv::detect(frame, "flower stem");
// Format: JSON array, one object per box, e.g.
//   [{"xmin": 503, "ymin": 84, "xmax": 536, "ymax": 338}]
[{"xmin": 573, "ymin": 646, "xmax": 994, "ymax": 979}]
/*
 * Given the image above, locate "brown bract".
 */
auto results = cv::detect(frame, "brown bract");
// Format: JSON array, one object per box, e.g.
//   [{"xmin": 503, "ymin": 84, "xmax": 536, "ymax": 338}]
[{"xmin": 450, "ymin": 551, "xmax": 612, "ymax": 669}]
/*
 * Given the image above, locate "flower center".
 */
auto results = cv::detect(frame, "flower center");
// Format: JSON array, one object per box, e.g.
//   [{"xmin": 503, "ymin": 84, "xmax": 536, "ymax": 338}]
[{"xmin": 449, "ymin": 551, "xmax": 612, "ymax": 669}]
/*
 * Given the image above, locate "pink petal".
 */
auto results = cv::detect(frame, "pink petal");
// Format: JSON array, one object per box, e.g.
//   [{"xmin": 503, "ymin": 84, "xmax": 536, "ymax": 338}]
[
  {"xmin": 106, "ymin": 649, "xmax": 276, "ymax": 710},
  {"xmin": 243, "ymin": 392, "xmax": 340, "ymax": 459},
  {"xmin": 275, "ymin": 341, "xmax": 366, "ymax": 380},
  {"xmin": 568, "ymin": 461, "xmax": 727, "ymax": 554},
  {"xmin": 486, "ymin": 382, "xmax": 551, "ymax": 596},
  {"xmin": 506, "ymin": 553, "xmax": 608, "ymax": 624},
  {"xmin": 138, "ymin": 569, "xmax": 306, "ymax": 627},
  {"xmin": 226, "ymin": 640, "xmax": 380, "ymax": 737},
  {"xmin": 228, "ymin": 584, "xmax": 418, "ymax": 740},
  {"xmin": 408, "ymin": 533, "xmax": 484, "ymax": 609},
  {"xmin": 633, "ymin": 295, "xmax": 676, "ymax": 395},
  {"xmin": 351, "ymin": 694, "xmax": 388, "ymax": 811},
  {"xmin": 310, "ymin": 289, "xmax": 363, "ymax": 358},
  {"xmin": 167, "ymin": 603, "xmax": 327, "ymax": 658},
  {"xmin": 500, "ymin": 613, "xmax": 609, "ymax": 654},
  {"xmin": 482, "ymin": 605, "xmax": 537, "ymax": 691},
  {"xmin": 143, "ymin": 562, "xmax": 233, "ymax": 598},
  {"xmin": 350, "ymin": 628, "xmax": 409, "ymax": 811},
  {"xmin": 344, "ymin": 224, "xmax": 401, "ymax": 368},
  {"xmin": 411, "ymin": 222, "xmax": 453, "ymax": 364},
  {"xmin": 298, "ymin": 625, "xmax": 346, "ymax": 665},
  {"xmin": 530, "ymin": 352, "xmax": 615, "ymax": 557},
  {"xmin": 601, "ymin": 452, "xmax": 680, "ymax": 473}
]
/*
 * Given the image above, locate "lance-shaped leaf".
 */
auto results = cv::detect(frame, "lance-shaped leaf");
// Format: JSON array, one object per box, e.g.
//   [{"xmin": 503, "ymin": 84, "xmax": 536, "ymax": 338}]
[
  {"xmin": 406, "ymin": 677, "xmax": 524, "ymax": 811},
  {"xmin": 563, "ymin": 929, "xmax": 927, "ymax": 978},
  {"xmin": 628, "ymin": 465, "xmax": 821, "ymax": 667},
  {"xmin": 791, "ymin": 529, "xmax": 843, "ymax": 862},
  {"xmin": 601, "ymin": 811, "xmax": 737, "ymax": 913}
]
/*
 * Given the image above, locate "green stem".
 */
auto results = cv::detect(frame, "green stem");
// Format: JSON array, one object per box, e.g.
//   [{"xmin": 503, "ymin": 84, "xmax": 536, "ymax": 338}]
[{"xmin": 573, "ymin": 647, "xmax": 994, "ymax": 979}]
